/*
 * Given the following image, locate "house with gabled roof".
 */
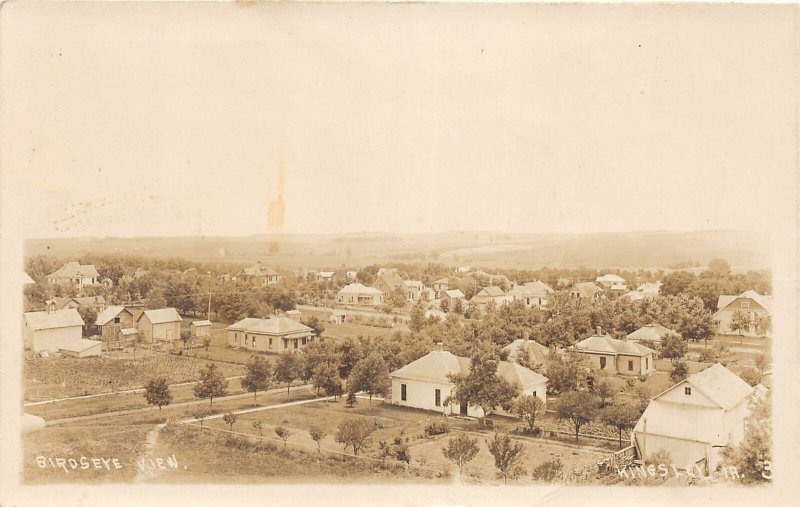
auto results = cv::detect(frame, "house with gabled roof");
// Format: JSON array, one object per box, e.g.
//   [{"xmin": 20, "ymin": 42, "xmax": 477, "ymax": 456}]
[
  {"xmin": 52, "ymin": 296, "xmax": 107, "ymax": 313},
  {"xmin": 632, "ymin": 363, "xmax": 764, "ymax": 472},
  {"xmin": 713, "ymin": 290, "xmax": 772, "ymax": 337},
  {"xmin": 469, "ymin": 286, "xmax": 511, "ymax": 312},
  {"xmin": 95, "ymin": 305, "xmax": 140, "ymax": 344},
  {"xmin": 575, "ymin": 328, "xmax": 655, "ymax": 376},
  {"xmin": 389, "ymin": 349, "xmax": 547, "ymax": 417},
  {"xmin": 46, "ymin": 261, "xmax": 101, "ymax": 288},
  {"xmin": 23, "ymin": 302, "xmax": 101, "ymax": 357},
  {"xmin": 404, "ymin": 280, "xmax": 425, "ymax": 301},
  {"xmin": 502, "ymin": 338, "xmax": 550, "ymax": 369},
  {"xmin": 337, "ymin": 283, "xmax": 384, "ymax": 306},
  {"xmin": 373, "ymin": 268, "xmax": 407, "ymax": 296},
  {"xmin": 136, "ymin": 308, "xmax": 182, "ymax": 344},
  {"xmin": 238, "ymin": 262, "xmax": 284, "ymax": 286},
  {"xmin": 508, "ymin": 281, "xmax": 553, "ymax": 309},
  {"xmin": 440, "ymin": 289, "xmax": 465, "ymax": 306},
  {"xmin": 190, "ymin": 320, "xmax": 212, "ymax": 337},
  {"xmin": 569, "ymin": 282, "xmax": 603, "ymax": 301},
  {"xmin": 432, "ymin": 278, "xmax": 450, "ymax": 298},
  {"xmin": 627, "ymin": 323, "xmax": 679, "ymax": 344},
  {"xmin": 227, "ymin": 315, "xmax": 315, "ymax": 352},
  {"xmin": 595, "ymin": 273, "xmax": 627, "ymax": 289}
]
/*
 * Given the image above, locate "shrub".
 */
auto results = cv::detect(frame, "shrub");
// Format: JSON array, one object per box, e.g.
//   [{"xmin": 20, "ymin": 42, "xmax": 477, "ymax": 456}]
[
  {"xmin": 424, "ymin": 421, "xmax": 450, "ymax": 437},
  {"xmin": 532, "ymin": 458, "xmax": 564, "ymax": 482}
]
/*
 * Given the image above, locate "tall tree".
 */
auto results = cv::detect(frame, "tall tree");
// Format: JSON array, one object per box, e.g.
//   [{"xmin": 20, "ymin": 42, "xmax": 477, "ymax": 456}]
[
  {"xmin": 274, "ymin": 352, "xmax": 302, "ymax": 400},
  {"xmin": 442, "ymin": 433, "xmax": 479, "ymax": 477},
  {"xmin": 729, "ymin": 310, "xmax": 753, "ymax": 336},
  {"xmin": 722, "ymin": 396, "xmax": 772, "ymax": 484},
  {"xmin": 348, "ymin": 353, "xmax": 391, "ymax": 410},
  {"xmin": 486, "ymin": 432, "xmax": 526, "ymax": 484},
  {"xmin": 659, "ymin": 333, "xmax": 688, "ymax": 362},
  {"xmin": 144, "ymin": 377, "xmax": 173, "ymax": 412},
  {"xmin": 556, "ymin": 390, "xmax": 598, "ymax": 441},
  {"xmin": 448, "ymin": 352, "xmax": 519, "ymax": 427},
  {"xmin": 242, "ymin": 355, "xmax": 272, "ymax": 404},
  {"xmin": 513, "ymin": 395, "xmax": 544, "ymax": 434},
  {"xmin": 335, "ymin": 417, "xmax": 374, "ymax": 456},
  {"xmin": 601, "ymin": 403, "xmax": 639, "ymax": 448},
  {"xmin": 193, "ymin": 363, "xmax": 228, "ymax": 406}
]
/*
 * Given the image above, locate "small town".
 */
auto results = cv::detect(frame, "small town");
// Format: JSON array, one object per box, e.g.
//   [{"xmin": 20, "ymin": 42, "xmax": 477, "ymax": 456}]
[{"xmin": 21, "ymin": 249, "xmax": 773, "ymax": 486}]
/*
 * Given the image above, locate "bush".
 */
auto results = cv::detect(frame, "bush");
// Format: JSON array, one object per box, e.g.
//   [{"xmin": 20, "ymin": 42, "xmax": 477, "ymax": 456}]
[
  {"xmin": 532, "ymin": 458, "xmax": 563, "ymax": 482},
  {"xmin": 424, "ymin": 421, "xmax": 450, "ymax": 437}
]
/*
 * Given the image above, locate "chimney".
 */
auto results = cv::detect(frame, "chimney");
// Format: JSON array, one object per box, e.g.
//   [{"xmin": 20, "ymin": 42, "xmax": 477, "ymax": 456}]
[
  {"xmin": 45, "ymin": 300, "xmax": 56, "ymax": 314},
  {"xmin": 596, "ymin": 325, "xmax": 602, "ymax": 335},
  {"xmin": 437, "ymin": 342, "xmax": 444, "ymax": 352}
]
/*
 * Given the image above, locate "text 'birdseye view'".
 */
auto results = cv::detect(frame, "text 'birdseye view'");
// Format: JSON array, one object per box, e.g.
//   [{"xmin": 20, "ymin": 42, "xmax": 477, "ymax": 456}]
[{"xmin": 3, "ymin": 1, "xmax": 795, "ymax": 498}]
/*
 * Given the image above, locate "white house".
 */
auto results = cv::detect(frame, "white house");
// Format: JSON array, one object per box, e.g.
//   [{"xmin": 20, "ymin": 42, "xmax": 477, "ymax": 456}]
[
  {"xmin": 575, "ymin": 330, "xmax": 655, "ymax": 376},
  {"xmin": 469, "ymin": 286, "xmax": 511, "ymax": 312},
  {"xmin": 632, "ymin": 363, "xmax": 764, "ymax": 473},
  {"xmin": 569, "ymin": 282, "xmax": 603, "ymax": 301},
  {"xmin": 227, "ymin": 315, "xmax": 315, "ymax": 352},
  {"xmin": 389, "ymin": 349, "xmax": 548, "ymax": 418},
  {"xmin": 337, "ymin": 283, "xmax": 384, "ymax": 306},
  {"xmin": 507, "ymin": 281, "xmax": 553, "ymax": 308},
  {"xmin": 329, "ymin": 309, "xmax": 347, "ymax": 325},
  {"xmin": 404, "ymin": 280, "xmax": 425, "ymax": 301},
  {"xmin": 595, "ymin": 274, "xmax": 627, "ymax": 289},
  {"xmin": 46, "ymin": 261, "xmax": 100, "ymax": 288},
  {"xmin": 713, "ymin": 290, "xmax": 772, "ymax": 337}
]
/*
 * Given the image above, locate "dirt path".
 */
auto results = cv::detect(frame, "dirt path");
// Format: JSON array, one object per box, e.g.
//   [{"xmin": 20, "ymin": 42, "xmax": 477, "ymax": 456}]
[
  {"xmin": 133, "ymin": 426, "xmax": 163, "ymax": 483},
  {"xmin": 45, "ymin": 384, "xmax": 313, "ymax": 426}
]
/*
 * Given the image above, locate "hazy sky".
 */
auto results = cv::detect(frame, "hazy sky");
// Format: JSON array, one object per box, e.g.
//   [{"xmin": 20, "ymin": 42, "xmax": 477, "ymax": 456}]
[{"xmin": 2, "ymin": 3, "xmax": 797, "ymax": 238}]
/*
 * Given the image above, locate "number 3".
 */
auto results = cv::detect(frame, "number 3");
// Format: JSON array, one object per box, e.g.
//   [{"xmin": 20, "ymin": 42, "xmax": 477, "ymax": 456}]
[{"xmin": 762, "ymin": 460, "xmax": 773, "ymax": 480}]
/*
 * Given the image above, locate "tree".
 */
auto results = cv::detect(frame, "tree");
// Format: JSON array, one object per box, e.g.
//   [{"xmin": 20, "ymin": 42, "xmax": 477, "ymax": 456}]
[
  {"xmin": 659, "ymin": 333, "xmax": 688, "ymax": 362},
  {"xmin": 754, "ymin": 314, "xmax": 772, "ymax": 337},
  {"xmin": 448, "ymin": 352, "xmax": 519, "ymax": 427},
  {"xmin": 275, "ymin": 425, "xmax": 291, "ymax": 448},
  {"xmin": 545, "ymin": 351, "xmax": 590, "ymax": 395},
  {"xmin": 335, "ymin": 417, "xmax": 374, "ymax": 455},
  {"xmin": 660, "ymin": 272, "xmax": 695, "ymax": 297},
  {"xmin": 302, "ymin": 316, "xmax": 326, "ymax": 336},
  {"xmin": 632, "ymin": 384, "xmax": 651, "ymax": 414},
  {"xmin": 513, "ymin": 395, "xmax": 544, "ymax": 434},
  {"xmin": 144, "ymin": 377, "xmax": 173, "ymax": 412},
  {"xmin": 274, "ymin": 352, "xmax": 301, "ymax": 400},
  {"xmin": 442, "ymin": 433, "xmax": 479, "ymax": 477},
  {"xmin": 309, "ymin": 426, "xmax": 327, "ymax": 455},
  {"xmin": 595, "ymin": 378, "xmax": 614, "ymax": 409},
  {"xmin": 345, "ymin": 391, "xmax": 357, "ymax": 408},
  {"xmin": 242, "ymin": 355, "xmax": 272, "ymax": 404},
  {"xmin": 531, "ymin": 458, "xmax": 563, "ymax": 482},
  {"xmin": 556, "ymin": 390, "xmax": 598, "ymax": 441},
  {"xmin": 722, "ymin": 396, "xmax": 771, "ymax": 484},
  {"xmin": 312, "ymin": 361, "xmax": 343, "ymax": 401},
  {"xmin": 77, "ymin": 306, "xmax": 98, "ymax": 337},
  {"xmin": 670, "ymin": 360, "xmax": 689, "ymax": 382},
  {"xmin": 707, "ymin": 258, "xmax": 731, "ymax": 276},
  {"xmin": 486, "ymin": 432, "xmax": 526, "ymax": 484},
  {"xmin": 193, "ymin": 363, "xmax": 228, "ymax": 406},
  {"xmin": 439, "ymin": 297, "xmax": 450, "ymax": 313},
  {"xmin": 222, "ymin": 411, "xmax": 239, "ymax": 431},
  {"xmin": 601, "ymin": 403, "xmax": 639, "ymax": 448},
  {"xmin": 252, "ymin": 420, "xmax": 264, "ymax": 437},
  {"xmin": 729, "ymin": 310, "xmax": 753, "ymax": 336},
  {"xmin": 191, "ymin": 407, "xmax": 211, "ymax": 430},
  {"xmin": 180, "ymin": 329, "xmax": 191, "ymax": 349},
  {"xmin": 410, "ymin": 302, "xmax": 426, "ymax": 333},
  {"xmin": 348, "ymin": 353, "xmax": 391, "ymax": 410}
]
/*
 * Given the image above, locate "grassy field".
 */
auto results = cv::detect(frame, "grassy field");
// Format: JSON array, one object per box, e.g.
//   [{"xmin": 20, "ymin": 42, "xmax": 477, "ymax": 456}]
[{"xmin": 24, "ymin": 354, "xmax": 246, "ymax": 400}]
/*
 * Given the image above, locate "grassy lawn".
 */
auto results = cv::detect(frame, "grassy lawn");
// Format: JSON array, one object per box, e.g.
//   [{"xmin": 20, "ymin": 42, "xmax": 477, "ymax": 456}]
[
  {"xmin": 24, "ymin": 354, "xmax": 246, "ymax": 401},
  {"xmin": 23, "ymin": 423, "xmax": 151, "ymax": 483}
]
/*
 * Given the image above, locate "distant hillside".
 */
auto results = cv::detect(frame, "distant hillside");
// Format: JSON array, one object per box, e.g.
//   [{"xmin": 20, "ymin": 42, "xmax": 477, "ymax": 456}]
[{"xmin": 24, "ymin": 230, "xmax": 769, "ymax": 271}]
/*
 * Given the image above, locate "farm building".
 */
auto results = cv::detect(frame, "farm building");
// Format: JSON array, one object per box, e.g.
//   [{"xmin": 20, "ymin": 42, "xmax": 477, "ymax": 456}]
[
  {"xmin": 633, "ymin": 363, "xmax": 765, "ymax": 472},
  {"xmin": 389, "ymin": 349, "xmax": 548, "ymax": 418},
  {"xmin": 23, "ymin": 306, "xmax": 84, "ymax": 353},
  {"xmin": 95, "ymin": 306, "xmax": 141, "ymax": 345},
  {"xmin": 60, "ymin": 339, "xmax": 103, "ymax": 358},
  {"xmin": 190, "ymin": 320, "xmax": 212, "ymax": 337},
  {"xmin": 713, "ymin": 290, "xmax": 772, "ymax": 337},
  {"xmin": 46, "ymin": 261, "xmax": 101, "ymax": 288},
  {"xmin": 575, "ymin": 329, "xmax": 655, "ymax": 376},
  {"xmin": 502, "ymin": 338, "xmax": 550, "ymax": 369},
  {"xmin": 337, "ymin": 283, "xmax": 384, "ymax": 306},
  {"xmin": 136, "ymin": 308, "xmax": 182, "ymax": 344},
  {"xmin": 508, "ymin": 281, "xmax": 553, "ymax": 308},
  {"xmin": 227, "ymin": 315, "xmax": 315, "ymax": 352},
  {"xmin": 329, "ymin": 309, "xmax": 347, "ymax": 325},
  {"xmin": 440, "ymin": 289, "xmax": 465, "ymax": 304}
]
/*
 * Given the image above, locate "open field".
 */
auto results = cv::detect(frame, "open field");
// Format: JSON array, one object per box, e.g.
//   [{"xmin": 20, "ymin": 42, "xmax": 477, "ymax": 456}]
[{"xmin": 24, "ymin": 354, "xmax": 246, "ymax": 401}]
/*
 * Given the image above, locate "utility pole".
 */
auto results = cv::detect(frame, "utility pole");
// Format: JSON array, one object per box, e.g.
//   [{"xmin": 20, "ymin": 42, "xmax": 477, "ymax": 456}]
[{"xmin": 207, "ymin": 290, "xmax": 212, "ymax": 321}]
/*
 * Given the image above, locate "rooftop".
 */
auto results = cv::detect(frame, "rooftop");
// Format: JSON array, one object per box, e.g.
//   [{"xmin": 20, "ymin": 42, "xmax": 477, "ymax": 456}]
[{"xmin": 24, "ymin": 308, "xmax": 84, "ymax": 331}]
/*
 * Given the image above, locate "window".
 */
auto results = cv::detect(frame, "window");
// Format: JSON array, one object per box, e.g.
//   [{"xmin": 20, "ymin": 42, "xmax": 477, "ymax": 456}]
[
  {"xmin": 252, "ymin": 336, "xmax": 257, "ymax": 348},
  {"xmin": 245, "ymin": 336, "xmax": 249, "ymax": 346},
  {"xmin": 741, "ymin": 301, "xmax": 750, "ymax": 309},
  {"xmin": 401, "ymin": 384, "xmax": 407, "ymax": 401},
  {"xmin": 628, "ymin": 360, "xmax": 634, "ymax": 371},
  {"xmin": 114, "ymin": 317, "xmax": 120, "ymax": 324},
  {"xmin": 294, "ymin": 340, "xmax": 298, "ymax": 349},
  {"xmin": 684, "ymin": 386, "xmax": 692, "ymax": 396},
  {"xmin": 269, "ymin": 337, "xmax": 273, "ymax": 347},
  {"xmin": 435, "ymin": 389, "xmax": 441, "ymax": 407},
  {"xmin": 600, "ymin": 357, "xmax": 606, "ymax": 369},
  {"xmin": 646, "ymin": 357, "xmax": 649, "ymax": 370}
]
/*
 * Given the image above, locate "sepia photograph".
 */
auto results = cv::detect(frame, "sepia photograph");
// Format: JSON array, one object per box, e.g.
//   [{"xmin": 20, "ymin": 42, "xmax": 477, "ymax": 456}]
[{"xmin": 0, "ymin": 1, "xmax": 798, "ymax": 506}]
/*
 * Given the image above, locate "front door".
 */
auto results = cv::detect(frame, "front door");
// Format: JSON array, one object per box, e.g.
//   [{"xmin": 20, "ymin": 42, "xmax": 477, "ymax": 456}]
[{"xmin": 460, "ymin": 401, "xmax": 468, "ymax": 416}]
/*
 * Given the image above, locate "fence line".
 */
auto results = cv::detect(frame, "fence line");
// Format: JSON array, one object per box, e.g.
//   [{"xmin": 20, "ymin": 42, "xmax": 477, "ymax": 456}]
[{"xmin": 181, "ymin": 422, "xmax": 455, "ymax": 478}]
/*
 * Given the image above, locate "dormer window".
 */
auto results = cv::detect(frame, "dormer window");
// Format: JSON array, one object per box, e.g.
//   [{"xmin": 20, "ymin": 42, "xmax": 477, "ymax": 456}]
[{"xmin": 684, "ymin": 386, "xmax": 692, "ymax": 396}]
